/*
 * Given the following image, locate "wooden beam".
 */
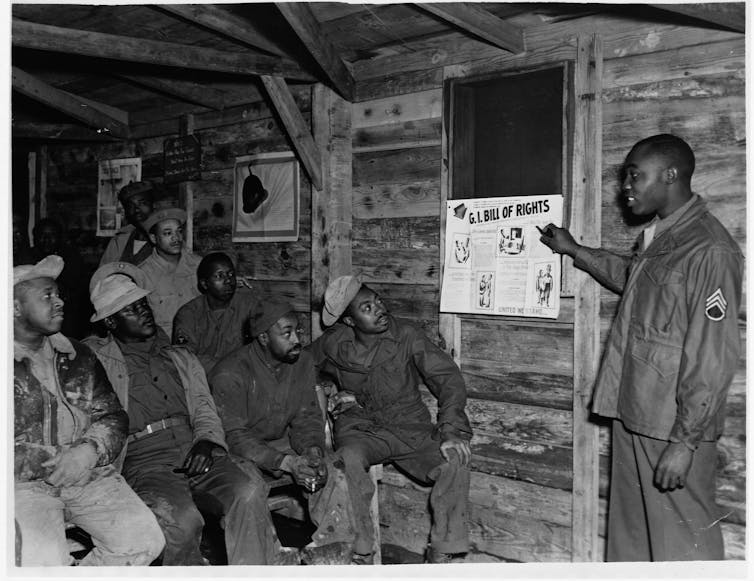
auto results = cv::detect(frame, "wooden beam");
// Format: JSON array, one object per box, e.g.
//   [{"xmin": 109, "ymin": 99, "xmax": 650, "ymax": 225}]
[
  {"xmin": 12, "ymin": 19, "xmax": 315, "ymax": 81},
  {"xmin": 275, "ymin": 2, "xmax": 354, "ymax": 101},
  {"xmin": 12, "ymin": 67, "xmax": 130, "ymax": 138},
  {"xmin": 158, "ymin": 4, "xmax": 287, "ymax": 57},
  {"xmin": 12, "ymin": 121, "xmax": 120, "ymax": 141},
  {"xmin": 651, "ymin": 3, "xmax": 745, "ymax": 33},
  {"xmin": 260, "ymin": 75, "xmax": 323, "ymax": 190},
  {"xmin": 311, "ymin": 83, "xmax": 352, "ymax": 338},
  {"xmin": 117, "ymin": 74, "xmax": 227, "ymax": 111},
  {"xmin": 570, "ymin": 34, "xmax": 602, "ymax": 563},
  {"xmin": 418, "ymin": 3, "xmax": 525, "ymax": 54}
]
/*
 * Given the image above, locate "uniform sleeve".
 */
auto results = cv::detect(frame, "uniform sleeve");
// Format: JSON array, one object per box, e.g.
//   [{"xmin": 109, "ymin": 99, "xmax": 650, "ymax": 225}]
[
  {"xmin": 210, "ymin": 370, "xmax": 286, "ymax": 471},
  {"xmin": 573, "ymin": 246, "xmax": 633, "ymax": 294},
  {"xmin": 288, "ymin": 358, "xmax": 326, "ymax": 455},
  {"xmin": 411, "ymin": 329, "xmax": 473, "ymax": 441},
  {"xmin": 670, "ymin": 246, "xmax": 743, "ymax": 449},
  {"xmin": 99, "ymin": 234, "xmax": 123, "ymax": 266},
  {"xmin": 80, "ymin": 350, "xmax": 129, "ymax": 467},
  {"xmin": 172, "ymin": 305, "xmax": 200, "ymax": 351},
  {"xmin": 182, "ymin": 353, "xmax": 227, "ymax": 451}
]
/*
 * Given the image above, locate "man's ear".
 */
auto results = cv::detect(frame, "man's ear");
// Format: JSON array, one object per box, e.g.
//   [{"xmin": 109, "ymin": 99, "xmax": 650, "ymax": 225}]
[
  {"xmin": 342, "ymin": 315, "xmax": 355, "ymax": 328},
  {"xmin": 103, "ymin": 316, "xmax": 117, "ymax": 332},
  {"xmin": 257, "ymin": 332, "xmax": 269, "ymax": 346},
  {"xmin": 664, "ymin": 167, "xmax": 678, "ymax": 184},
  {"xmin": 148, "ymin": 232, "xmax": 157, "ymax": 245},
  {"xmin": 198, "ymin": 279, "xmax": 208, "ymax": 293},
  {"xmin": 13, "ymin": 298, "xmax": 22, "ymax": 319}
]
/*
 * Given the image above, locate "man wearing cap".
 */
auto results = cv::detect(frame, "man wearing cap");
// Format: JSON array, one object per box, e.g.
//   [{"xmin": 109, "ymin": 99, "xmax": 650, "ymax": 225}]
[
  {"xmin": 13, "ymin": 256, "xmax": 165, "ymax": 566},
  {"xmin": 173, "ymin": 252, "xmax": 258, "ymax": 374},
  {"xmin": 100, "ymin": 181, "xmax": 155, "ymax": 266},
  {"xmin": 312, "ymin": 276, "xmax": 473, "ymax": 564},
  {"xmin": 209, "ymin": 300, "xmax": 356, "ymax": 565},
  {"xmin": 84, "ymin": 263, "xmax": 273, "ymax": 566},
  {"xmin": 138, "ymin": 207, "xmax": 201, "ymax": 338}
]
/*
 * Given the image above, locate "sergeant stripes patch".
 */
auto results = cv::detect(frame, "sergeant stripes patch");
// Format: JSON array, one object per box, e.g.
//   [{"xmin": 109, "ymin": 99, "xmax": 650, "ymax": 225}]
[{"xmin": 705, "ymin": 288, "xmax": 727, "ymax": 321}]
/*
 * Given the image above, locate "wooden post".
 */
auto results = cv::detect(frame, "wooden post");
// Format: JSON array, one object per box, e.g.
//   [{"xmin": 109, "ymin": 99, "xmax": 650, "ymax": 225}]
[
  {"xmin": 179, "ymin": 114, "xmax": 194, "ymax": 253},
  {"xmin": 311, "ymin": 84, "xmax": 352, "ymax": 339},
  {"xmin": 38, "ymin": 145, "xmax": 48, "ymax": 219},
  {"xmin": 570, "ymin": 34, "xmax": 602, "ymax": 562},
  {"xmin": 27, "ymin": 151, "xmax": 36, "ymax": 243}
]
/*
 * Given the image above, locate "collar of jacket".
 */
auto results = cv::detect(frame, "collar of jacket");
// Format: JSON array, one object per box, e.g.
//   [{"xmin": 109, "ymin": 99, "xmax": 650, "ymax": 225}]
[
  {"xmin": 88, "ymin": 327, "xmax": 173, "ymax": 363},
  {"xmin": 14, "ymin": 332, "xmax": 76, "ymax": 363},
  {"xmin": 637, "ymin": 195, "xmax": 705, "ymax": 258}
]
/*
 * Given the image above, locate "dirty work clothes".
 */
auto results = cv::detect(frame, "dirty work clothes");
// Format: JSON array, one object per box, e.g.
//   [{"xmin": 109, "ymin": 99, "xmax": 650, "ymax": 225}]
[
  {"xmin": 100, "ymin": 224, "xmax": 152, "ymax": 266},
  {"xmin": 173, "ymin": 288, "xmax": 257, "ymax": 374},
  {"xmin": 607, "ymin": 420, "xmax": 724, "ymax": 561},
  {"xmin": 337, "ymin": 419, "xmax": 470, "ymax": 555},
  {"xmin": 122, "ymin": 425, "xmax": 269, "ymax": 565},
  {"xmin": 210, "ymin": 342, "xmax": 325, "ymax": 472},
  {"xmin": 15, "ymin": 468, "xmax": 164, "ymax": 566},
  {"xmin": 139, "ymin": 249, "xmax": 201, "ymax": 338}
]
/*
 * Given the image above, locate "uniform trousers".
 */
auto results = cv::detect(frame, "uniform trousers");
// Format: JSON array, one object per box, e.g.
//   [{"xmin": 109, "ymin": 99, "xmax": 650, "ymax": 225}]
[
  {"xmin": 607, "ymin": 419, "xmax": 724, "ymax": 561},
  {"xmin": 15, "ymin": 467, "xmax": 164, "ymax": 566},
  {"xmin": 336, "ymin": 419, "xmax": 470, "ymax": 555},
  {"xmin": 122, "ymin": 425, "xmax": 273, "ymax": 565}
]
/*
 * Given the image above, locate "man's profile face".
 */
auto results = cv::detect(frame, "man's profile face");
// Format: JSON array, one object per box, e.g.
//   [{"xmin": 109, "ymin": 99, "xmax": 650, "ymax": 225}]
[
  {"xmin": 149, "ymin": 219, "xmax": 184, "ymax": 255},
  {"xmin": 14, "ymin": 277, "xmax": 65, "ymax": 336},
  {"xmin": 264, "ymin": 313, "xmax": 302, "ymax": 363},
  {"xmin": 344, "ymin": 287, "xmax": 389, "ymax": 335},
  {"xmin": 622, "ymin": 145, "xmax": 671, "ymax": 218},
  {"xmin": 110, "ymin": 297, "xmax": 157, "ymax": 341},
  {"xmin": 200, "ymin": 259, "xmax": 237, "ymax": 303},
  {"xmin": 124, "ymin": 193, "xmax": 153, "ymax": 226}
]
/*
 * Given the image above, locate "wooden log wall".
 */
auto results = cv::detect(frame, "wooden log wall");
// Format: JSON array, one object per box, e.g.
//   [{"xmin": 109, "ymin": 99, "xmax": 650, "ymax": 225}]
[
  {"xmin": 348, "ymin": 14, "xmax": 745, "ymax": 562},
  {"xmin": 43, "ymin": 84, "xmax": 315, "ymax": 337}
]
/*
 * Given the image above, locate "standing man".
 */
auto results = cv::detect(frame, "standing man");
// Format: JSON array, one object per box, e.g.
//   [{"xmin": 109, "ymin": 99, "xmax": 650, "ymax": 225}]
[
  {"xmin": 209, "ymin": 300, "xmax": 356, "ymax": 565},
  {"xmin": 84, "ymin": 264, "xmax": 279, "ymax": 566},
  {"xmin": 13, "ymin": 256, "xmax": 164, "ymax": 566},
  {"xmin": 100, "ymin": 181, "xmax": 155, "ymax": 266},
  {"xmin": 312, "ymin": 276, "xmax": 473, "ymax": 564},
  {"xmin": 138, "ymin": 207, "xmax": 201, "ymax": 338},
  {"xmin": 540, "ymin": 134, "xmax": 743, "ymax": 561},
  {"xmin": 173, "ymin": 252, "xmax": 257, "ymax": 374}
]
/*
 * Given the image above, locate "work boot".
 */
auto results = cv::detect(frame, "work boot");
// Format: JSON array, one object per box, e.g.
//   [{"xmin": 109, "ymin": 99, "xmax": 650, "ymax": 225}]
[
  {"xmin": 301, "ymin": 541, "xmax": 352, "ymax": 565},
  {"xmin": 425, "ymin": 546, "xmax": 466, "ymax": 564},
  {"xmin": 272, "ymin": 546, "xmax": 302, "ymax": 566}
]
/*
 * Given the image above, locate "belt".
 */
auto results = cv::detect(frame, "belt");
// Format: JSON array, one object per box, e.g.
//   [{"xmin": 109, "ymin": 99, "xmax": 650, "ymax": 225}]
[{"xmin": 127, "ymin": 417, "xmax": 190, "ymax": 444}]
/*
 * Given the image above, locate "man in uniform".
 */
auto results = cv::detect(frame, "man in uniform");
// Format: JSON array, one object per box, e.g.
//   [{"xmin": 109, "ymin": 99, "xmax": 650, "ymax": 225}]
[
  {"xmin": 84, "ymin": 264, "xmax": 276, "ymax": 565},
  {"xmin": 14, "ymin": 256, "xmax": 164, "ymax": 566},
  {"xmin": 312, "ymin": 276, "xmax": 473, "ymax": 564},
  {"xmin": 138, "ymin": 207, "xmax": 201, "ymax": 338},
  {"xmin": 540, "ymin": 134, "xmax": 743, "ymax": 561},
  {"xmin": 100, "ymin": 181, "xmax": 155, "ymax": 266},
  {"xmin": 209, "ymin": 300, "xmax": 356, "ymax": 565},
  {"xmin": 173, "ymin": 252, "xmax": 257, "ymax": 374}
]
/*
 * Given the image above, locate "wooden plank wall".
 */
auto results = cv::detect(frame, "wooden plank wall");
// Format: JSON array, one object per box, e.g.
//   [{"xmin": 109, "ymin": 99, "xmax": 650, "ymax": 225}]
[
  {"xmin": 351, "ymin": 15, "xmax": 745, "ymax": 562},
  {"xmin": 43, "ymin": 85, "xmax": 315, "ymax": 336}
]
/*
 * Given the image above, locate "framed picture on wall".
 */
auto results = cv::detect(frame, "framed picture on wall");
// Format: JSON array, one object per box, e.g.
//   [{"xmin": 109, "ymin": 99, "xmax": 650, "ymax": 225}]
[{"xmin": 232, "ymin": 151, "xmax": 300, "ymax": 242}]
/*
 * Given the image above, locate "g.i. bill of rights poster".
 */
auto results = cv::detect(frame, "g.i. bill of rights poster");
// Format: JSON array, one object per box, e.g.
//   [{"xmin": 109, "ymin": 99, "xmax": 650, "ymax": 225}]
[{"xmin": 440, "ymin": 195, "xmax": 563, "ymax": 319}]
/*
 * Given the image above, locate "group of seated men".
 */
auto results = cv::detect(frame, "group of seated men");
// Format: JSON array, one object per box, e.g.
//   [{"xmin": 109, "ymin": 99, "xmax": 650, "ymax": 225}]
[{"xmin": 13, "ymin": 181, "xmax": 474, "ymax": 567}]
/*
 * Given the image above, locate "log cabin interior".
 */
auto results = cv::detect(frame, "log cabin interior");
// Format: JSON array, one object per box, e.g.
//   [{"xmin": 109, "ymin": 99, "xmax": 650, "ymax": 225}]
[{"xmin": 11, "ymin": 1, "xmax": 746, "ymax": 565}]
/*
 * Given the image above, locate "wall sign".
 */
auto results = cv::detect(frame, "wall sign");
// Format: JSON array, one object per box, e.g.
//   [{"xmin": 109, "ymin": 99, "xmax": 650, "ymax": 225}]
[
  {"xmin": 163, "ymin": 135, "xmax": 201, "ymax": 184},
  {"xmin": 440, "ymin": 194, "xmax": 564, "ymax": 319}
]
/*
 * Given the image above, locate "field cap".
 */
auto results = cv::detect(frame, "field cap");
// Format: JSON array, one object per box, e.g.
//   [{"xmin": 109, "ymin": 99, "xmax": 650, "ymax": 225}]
[
  {"xmin": 250, "ymin": 299, "xmax": 295, "ymax": 338},
  {"xmin": 89, "ymin": 261, "xmax": 147, "ymax": 295},
  {"xmin": 118, "ymin": 181, "xmax": 153, "ymax": 204},
  {"xmin": 142, "ymin": 207, "xmax": 186, "ymax": 233},
  {"xmin": 90, "ymin": 274, "xmax": 151, "ymax": 322},
  {"xmin": 14, "ymin": 255, "xmax": 64, "ymax": 286},
  {"xmin": 322, "ymin": 275, "xmax": 362, "ymax": 327}
]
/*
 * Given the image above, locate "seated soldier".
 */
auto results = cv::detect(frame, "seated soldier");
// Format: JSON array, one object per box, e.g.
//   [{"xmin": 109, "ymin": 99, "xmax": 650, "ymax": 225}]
[
  {"xmin": 83, "ymin": 263, "xmax": 293, "ymax": 566},
  {"xmin": 209, "ymin": 300, "xmax": 357, "ymax": 565},
  {"xmin": 138, "ymin": 207, "xmax": 201, "ymax": 338},
  {"xmin": 312, "ymin": 276, "xmax": 473, "ymax": 564},
  {"xmin": 100, "ymin": 181, "xmax": 155, "ymax": 266},
  {"xmin": 13, "ymin": 256, "xmax": 164, "ymax": 566},
  {"xmin": 173, "ymin": 252, "xmax": 257, "ymax": 374}
]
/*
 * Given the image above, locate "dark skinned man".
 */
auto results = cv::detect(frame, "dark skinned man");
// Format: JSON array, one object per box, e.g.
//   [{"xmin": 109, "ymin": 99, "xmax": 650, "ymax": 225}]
[{"xmin": 100, "ymin": 181, "xmax": 155, "ymax": 266}]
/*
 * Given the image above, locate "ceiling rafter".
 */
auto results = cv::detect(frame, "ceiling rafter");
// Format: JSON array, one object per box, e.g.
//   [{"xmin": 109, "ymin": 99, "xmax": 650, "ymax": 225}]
[
  {"xmin": 157, "ymin": 4, "xmax": 288, "ymax": 57},
  {"xmin": 12, "ymin": 19, "xmax": 316, "ymax": 81},
  {"xmin": 416, "ymin": 3, "xmax": 525, "ymax": 54},
  {"xmin": 13, "ymin": 66, "xmax": 129, "ymax": 138},
  {"xmin": 650, "ymin": 3, "xmax": 745, "ymax": 33},
  {"xmin": 12, "ymin": 121, "xmax": 120, "ymax": 141},
  {"xmin": 274, "ymin": 3, "xmax": 354, "ymax": 101},
  {"xmin": 117, "ymin": 74, "xmax": 227, "ymax": 111},
  {"xmin": 260, "ymin": 75, "xmax": 323, "ymax": 191}
]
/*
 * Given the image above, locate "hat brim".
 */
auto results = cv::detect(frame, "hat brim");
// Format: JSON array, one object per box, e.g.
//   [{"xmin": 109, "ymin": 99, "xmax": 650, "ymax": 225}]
[
  {"xmin": 322, "ymin": 278, "xmax": 362, "ymax": 327},
  {"xmin": 90, "ymin": 262, "xmax": 147, "ymax": 295}
]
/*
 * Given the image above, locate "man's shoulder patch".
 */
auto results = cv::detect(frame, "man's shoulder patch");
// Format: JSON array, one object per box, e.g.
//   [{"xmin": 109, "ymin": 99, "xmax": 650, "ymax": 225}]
[{"xmin": 705, "ymin": 288, "xmax": 728, "ymax": 321}]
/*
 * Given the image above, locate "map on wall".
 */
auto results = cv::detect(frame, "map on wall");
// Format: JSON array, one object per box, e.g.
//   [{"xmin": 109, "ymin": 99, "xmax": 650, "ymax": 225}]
[
  {"xmin": 440, "ymin": 194, "xmax": 564, "ymax": 319},
  {"xmin": 96, "ymin": 157, "xmax": 142, "ymax": 237}
]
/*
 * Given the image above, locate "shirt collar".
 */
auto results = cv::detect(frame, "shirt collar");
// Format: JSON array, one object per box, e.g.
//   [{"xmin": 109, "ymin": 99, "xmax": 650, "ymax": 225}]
[
  {"xmin": 14, "ymin": 332, "xmax": 75, "ymax": 362},
  {"xmin": 652, "ymin": 193, "xmax": 698, "ymax": 241}
]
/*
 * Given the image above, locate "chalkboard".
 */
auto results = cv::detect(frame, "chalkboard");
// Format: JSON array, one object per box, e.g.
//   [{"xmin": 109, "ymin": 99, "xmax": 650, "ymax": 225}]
[{"xmin": 163, "ymin": 135, "xmax": 201, "ymax": 184}]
